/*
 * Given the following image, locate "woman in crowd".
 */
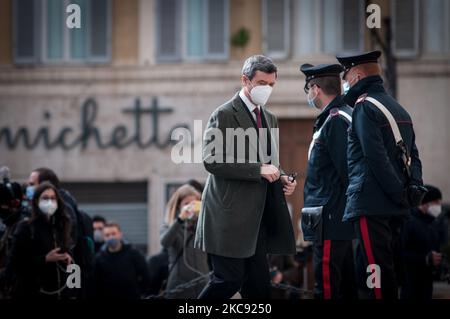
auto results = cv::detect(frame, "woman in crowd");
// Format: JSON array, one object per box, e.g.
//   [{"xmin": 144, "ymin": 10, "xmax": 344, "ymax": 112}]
[
  {"xmin": 160, "ymin": 184, "xmax": 209, "ymax": 298},
  {"xmin": 6, "ymin": 182, "xmax": 73, "ymax": 299}
]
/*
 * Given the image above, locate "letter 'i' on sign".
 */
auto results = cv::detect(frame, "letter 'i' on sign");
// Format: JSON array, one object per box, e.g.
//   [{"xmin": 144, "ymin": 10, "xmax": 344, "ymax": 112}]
[
  {"xmin": 66, "ymin": 4, "xmax": 81, "ymax": 29},
  {"xmin": 366, "ymin": 264, "xmax": 381, "ymax": 289},
  {"xmin": 66, "ymin": 264, "xmax": 81, "ymax": 289},
  {"xmin": 366, "ymin": 4, "xmax": 381, "ymax": 29}
]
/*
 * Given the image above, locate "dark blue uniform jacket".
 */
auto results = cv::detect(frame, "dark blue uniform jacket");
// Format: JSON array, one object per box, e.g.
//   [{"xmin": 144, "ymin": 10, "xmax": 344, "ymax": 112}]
[
  {"xmin": 303, "ymin": 95, "xmax": 354, "ymax": 240},
  {"xmin": 343, "ymin": 76, "xmax": 423, "ymax": 221}
]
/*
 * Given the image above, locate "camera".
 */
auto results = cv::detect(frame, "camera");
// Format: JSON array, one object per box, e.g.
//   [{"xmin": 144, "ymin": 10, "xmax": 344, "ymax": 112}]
[
  {"xmin": 187, "ymin": 200, "xmax": 201, "ymax": 220},
  {"xmin": 0, "ymin": 180, "xmax": 23, "ymax": 222}
]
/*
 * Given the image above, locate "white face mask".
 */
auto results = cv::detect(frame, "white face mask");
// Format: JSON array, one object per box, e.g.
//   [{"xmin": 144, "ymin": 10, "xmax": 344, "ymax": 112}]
[
  {"xmin": 342, "ymin": 75, "xmax": 358, "ymax": 95},
  {"xmin": 248, "ymin": 82, "xmax": 273, "ymax": 106},
  {"xmin": 39, "ymin": 199, "xmax": 58, "ymax": 216},
  {"xmin": 342, "ymin": 81, "xmax": 351, "ymax": 94},
  {"xmin": 307, "ymin": 88, "xmax": 318, "ymax": 109},
  {"xmin": 94, "ymin": 229, "xmax": 104, "ymax": 243},
  {"xmin": 427, "ymin": 204, "xmax": 442, "ymax": 218}
]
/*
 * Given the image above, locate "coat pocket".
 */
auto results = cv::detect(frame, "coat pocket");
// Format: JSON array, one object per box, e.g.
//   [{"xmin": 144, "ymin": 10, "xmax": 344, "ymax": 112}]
[{"xmin": 222, "ymin": 180, "xmax": 242, "ymax": 206}]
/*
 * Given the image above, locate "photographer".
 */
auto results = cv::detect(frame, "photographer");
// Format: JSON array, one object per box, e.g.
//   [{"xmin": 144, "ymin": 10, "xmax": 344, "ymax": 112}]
[
  {"xmin": 0, "ymin": 173, "xmax": 27, "ymax": 298},
  {"xmin": 400, "ymin": 185, "xmax": 444, "ymax": 299},
  {"xmin": 160, "ymin": 184, "xmax": 209, "ymax": 299}
]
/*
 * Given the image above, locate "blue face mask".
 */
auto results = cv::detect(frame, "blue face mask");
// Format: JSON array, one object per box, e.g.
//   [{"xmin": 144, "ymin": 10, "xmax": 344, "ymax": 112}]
[
  {"xmin": 26, "ymin": 186, "xmax": 34, "ymax": 201},
  {"xmin": 342, "ymin": 75, "xmax": 358, "ymax": 95},
  {"xmin": 106, "ymin": 238, "xmax": 120, "ymax": 249},
  {"xmin": 307, "ymin": 90, "xmax": 318, "ymax": 108},
  {"xmin": 342, "ymin": 81, "xmax": 350, "ymax": 95}
]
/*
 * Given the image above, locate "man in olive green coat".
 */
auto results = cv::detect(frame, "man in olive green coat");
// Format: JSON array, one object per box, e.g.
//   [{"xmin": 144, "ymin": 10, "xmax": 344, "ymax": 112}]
[{"xmin": 195, "ymin": 55, "xmax": 296, "ymax": 299}]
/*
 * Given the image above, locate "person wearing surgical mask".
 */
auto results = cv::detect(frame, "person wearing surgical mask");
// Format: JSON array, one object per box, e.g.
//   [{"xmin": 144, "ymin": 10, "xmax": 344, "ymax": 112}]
[
  {"xmin": 4, "ymin": 182, "xmax": 73, "ymax": 299},
  {"xmin": 196, "ymin": 55, "xmax": 297, "ymax": 300},
  {"xmin": 299, "ymin": 63, "xmax": 356, "ymax": 300},
  {"xmin": 400, "ymin": 185, "xmax": 444, "ymax": 299},
  {"xmin": 92, "ymin": 215, "xmax": 106, "ymax": 253},
  {"xmin": 94, "ymin": 222, "xmax": 151, "ymax": 299},
  {"xmin": 336, "ymin": 50, "xmax": 425, "ymax": 300}
]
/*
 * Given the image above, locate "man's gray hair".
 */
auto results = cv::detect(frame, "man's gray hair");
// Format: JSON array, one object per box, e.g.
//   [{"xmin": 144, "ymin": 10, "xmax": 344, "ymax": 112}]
[{"xmin": 242, "ymin": 55, "xmax": 277, "ymax": 80}]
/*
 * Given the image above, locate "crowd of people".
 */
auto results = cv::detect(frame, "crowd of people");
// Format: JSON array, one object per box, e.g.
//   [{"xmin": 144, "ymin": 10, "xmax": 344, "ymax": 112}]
[
  {"xmin": 0, "ymin": 166, "xmax": 214, "ymax": 299},
  {"xmin": 0, "ymin": 165, "xmax": 448, "ymax": 300}
]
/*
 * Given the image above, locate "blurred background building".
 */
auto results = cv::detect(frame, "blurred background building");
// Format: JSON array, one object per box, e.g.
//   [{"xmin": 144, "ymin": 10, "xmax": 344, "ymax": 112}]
[{"xmin": 1, "ymin": 0, "xmax": 449, "ymax": 254}]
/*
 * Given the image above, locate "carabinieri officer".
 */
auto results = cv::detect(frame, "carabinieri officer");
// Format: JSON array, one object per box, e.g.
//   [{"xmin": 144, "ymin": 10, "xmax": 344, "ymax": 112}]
[
  {"xmin": 300, "ymin": 63, "xmax": 357, "ymax": 300},
  {"xmin": 336, "ymin": 50, "xmax": 424, "ymax": 299}
]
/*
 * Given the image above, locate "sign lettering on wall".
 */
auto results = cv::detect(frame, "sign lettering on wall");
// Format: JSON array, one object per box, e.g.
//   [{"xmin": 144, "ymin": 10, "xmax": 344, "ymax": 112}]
[{"xmin": 0, "ymin": 97, "xmax": 190, "ymax": 151}]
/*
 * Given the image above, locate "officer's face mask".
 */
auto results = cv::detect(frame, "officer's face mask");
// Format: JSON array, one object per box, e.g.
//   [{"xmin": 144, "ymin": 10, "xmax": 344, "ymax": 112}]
[
  {"xmin": 342, "ymin": 81, "xmax": 351, "ymax": 94},
  {"xmin": 307, "ymin": 85, "xmax": 319, "ymax": 109},
  {"xmin": 247, "ymin": 78, "xmax": 273, "ymax": 107},
  {"xmin": 427, "ymin": 204, "xmax": 442, "ymax": 218},
  {"xmin": 342, "ymin": 74, "xmax": 358, "ymax": 94}
]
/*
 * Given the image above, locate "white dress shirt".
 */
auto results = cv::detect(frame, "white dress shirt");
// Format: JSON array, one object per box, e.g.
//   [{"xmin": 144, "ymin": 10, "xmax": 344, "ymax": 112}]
[{"xmin": 239, "ymin": 88, "xmax": 261, "ymax": 123}]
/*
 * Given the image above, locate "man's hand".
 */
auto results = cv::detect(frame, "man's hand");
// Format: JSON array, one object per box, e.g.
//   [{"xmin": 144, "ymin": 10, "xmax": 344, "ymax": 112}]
[
  {"xmin": 261, "ymin": 164, "xmax": 280, "ymax": 183},
  {"xmin": 281, "ymin": 175, "xmax": 297, "ymax": 196}
]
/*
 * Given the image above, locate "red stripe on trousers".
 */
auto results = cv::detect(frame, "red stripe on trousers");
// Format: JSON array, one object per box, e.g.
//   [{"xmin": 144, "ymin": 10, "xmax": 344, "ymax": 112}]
[
  {"xmin": 360, "ymin": 216, "xmax": 382, "ymax": 299},
  {"xmin": 322, "ymin": 239, "xmax": 331, "ymax": 299}
]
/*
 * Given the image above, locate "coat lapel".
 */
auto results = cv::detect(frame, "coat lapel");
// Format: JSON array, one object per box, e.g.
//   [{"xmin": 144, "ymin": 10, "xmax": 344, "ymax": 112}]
[
  {"xmin": 231, "ymin": 93, "xmax": 259, "ymax": 156},
  {"xmin": 231, "ymin": 93, "xmax": 255, "ymax": 130}
]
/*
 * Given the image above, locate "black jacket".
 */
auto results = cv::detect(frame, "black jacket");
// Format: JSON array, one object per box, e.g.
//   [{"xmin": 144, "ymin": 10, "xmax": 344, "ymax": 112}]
[
  {"xmin": 400, "ymin": 208, "xmax": 440, "ymax": 299},
  {"xmin": 343, "ymin": 76, "xmax": 423, "ymax": 221},
  {"xmin": 0, "ymin": 211, "xmax": 27, "ymax": 298},
  {"xmin": 5, "ymin": 217, "xmax": 72, "ymax": 299},
  {"xmin": 60, "ymin": 189, "xmax": 95, "ymax": 299},
  {"xmin": 147, "ymin": 248, "xmax": 169, "ymax": 295},
  {"xmin": 161, "ymin": 220, "xmax": 209, "ymax": 299},
  {"xmin": 59, "ymin": 189, "xmax": 79, "ymax": 247},
  {"xmin": 94, "ymin": 243, "xmax": 150, "ymax": 299},
  {"xmin": 303, "ymin": 96, "xmax": 354, "ymax": 240}
]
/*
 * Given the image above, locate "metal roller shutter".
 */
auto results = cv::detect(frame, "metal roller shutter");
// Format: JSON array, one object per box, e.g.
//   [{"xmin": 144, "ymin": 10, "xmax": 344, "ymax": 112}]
[{"xmin": 62, "ymin": 182, "xmax": 148, "ymax": 252}]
